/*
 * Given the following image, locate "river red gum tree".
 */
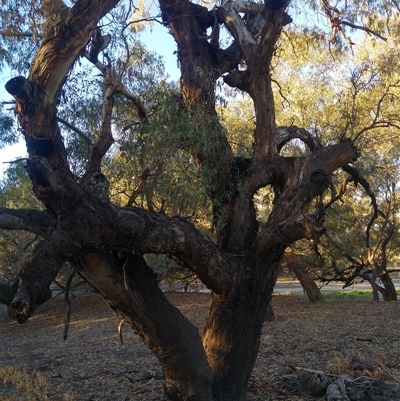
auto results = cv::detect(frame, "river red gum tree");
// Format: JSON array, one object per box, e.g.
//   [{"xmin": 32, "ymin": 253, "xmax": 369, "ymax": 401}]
[{"xmin": 0, "ymin": 0, "xmax": 367, "ymax": 400}]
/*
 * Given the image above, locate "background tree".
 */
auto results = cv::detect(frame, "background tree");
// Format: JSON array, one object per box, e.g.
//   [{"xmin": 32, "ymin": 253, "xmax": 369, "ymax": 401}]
[
  {"xmin": 0, "ymin": 1, "xmax": 398, "ymax": 400},
  {"xmin": 262, "ymin": 16, "xmax": 400, "ymax": 301}
]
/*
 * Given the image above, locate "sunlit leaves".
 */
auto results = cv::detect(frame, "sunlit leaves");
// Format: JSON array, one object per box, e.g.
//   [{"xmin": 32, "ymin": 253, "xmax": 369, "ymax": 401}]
[
  {"xmin": 217, "ymin": 93, "xmax": 254, "ymax": 157},
  {"xmin": 106, "ymin": 89, "xmax": 214, "ymax": 223},
  {"xmin": 269, "ymin": 10, "xmax": 400, "ymax": 274}
]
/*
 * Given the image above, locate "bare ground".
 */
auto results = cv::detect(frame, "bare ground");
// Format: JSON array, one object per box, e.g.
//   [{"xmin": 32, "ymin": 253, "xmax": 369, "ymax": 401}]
[{"xmin": 0, "ymin": 292, "xmax": 399, "ymax": 400}]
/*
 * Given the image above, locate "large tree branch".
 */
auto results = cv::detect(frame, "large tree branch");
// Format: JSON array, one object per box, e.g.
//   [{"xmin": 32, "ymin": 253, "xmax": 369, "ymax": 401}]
[
  {"xmin": 75, "ymin": 252, "xmax": 215, "ymax": 398},
  {"xmin": 215, "ymin": 42, "xmax": 243, "ymax": 76},
  {"xmin": 219, "ymin": 1, "xmax": 258, "ymax": 62},
  {"xmin": 115, "ymin": 206, "xmax": 241, "ymax": 296},
  {"xmin": 233, "ymin": 2, "xmax": 292, "ymax": 165},
  {"xmin": 223, "ymin": 69, "xmax": 251, "ymax": 92},
  {"xmin": 25, "ymin": 156, "xmax": 84, "ymax": 214},
  {"xmin": 5, "ymin": 193, "xmax": 242, "ymax": 322},
  {"xmin": 256, "ymin": 0, "xmax": 292, "ymax": 67},
  {"xmin": 160, "ymin": 0, "xmax": 241, "ymax": 254},
  {"xmin": 276, "ymin": 126, "xmax": 322, "ymax": 152},
  {"xmin": 0, "ymin": 207, "xmax": 53, "ymax": 237},
  {"xmin": 84, "ymin": 65, "xmax": 115, "ymax": 176},
  {"xmin": 8, "ymin": 233, "xmax": 74, "ymax": 322},
  {"xmin": 261, "ymin": 141, "xmax": 359, "ymax": 246},
  {"xmin": 221, "ymin": 125, "xmax": 323, "ymax": 253},
  {"xmin": 29, "ymin": 0, "xmax": 121, "ymax": 102}
]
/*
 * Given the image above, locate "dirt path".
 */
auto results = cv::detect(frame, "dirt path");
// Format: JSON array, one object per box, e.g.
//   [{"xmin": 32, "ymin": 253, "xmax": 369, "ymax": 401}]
[{"xmin": 1, "ymin": 293, "xmax": 399, "ymax": 400}]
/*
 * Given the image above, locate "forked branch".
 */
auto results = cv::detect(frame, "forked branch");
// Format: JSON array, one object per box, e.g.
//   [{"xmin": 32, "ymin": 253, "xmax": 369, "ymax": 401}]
[
  {"xmin": 319, "ymin": 0, "xmax": 387, "ymax": 43},
  {"xmin": 85, "ymin": 64, "xmax": 116, "ymax": 176}
]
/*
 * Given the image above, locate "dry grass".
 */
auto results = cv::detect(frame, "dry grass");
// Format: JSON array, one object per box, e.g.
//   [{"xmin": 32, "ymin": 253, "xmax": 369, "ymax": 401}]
[
  {"xmin": 0, "ymin": 366, "xmax": 48, "ymax": 400},
  {"xmin": 0, "ymin": 293, "xmax": 399, "ymax": 400}
]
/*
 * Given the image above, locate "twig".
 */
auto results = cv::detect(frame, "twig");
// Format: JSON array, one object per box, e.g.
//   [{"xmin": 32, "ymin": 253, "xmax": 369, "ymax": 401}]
[
  {"xmin": 118, "ymin": 319, "xmax": 126, "ymax": 345},
  {"xmin": 2, "ymin": 158, "xmax": 29, "ymax": 164},
  {"xmin": 23, "ymin": 234, "xmax": 39, "ymax": 250},
  {"xmin": 271, "ymin": 78, "xmax": 290, "ymax": 108},
  {"xmin": 289, "ymin": 365, "xmax": 381, "ymax": 382},
  {"xmin": 338, "ymin": 20, "xmax": 387, "ymax": 41},
  {"xmin": 122, "ymin": 16, "xmax": 163, "ymax": 32},
  {"xmin": 289, "ymin": 365, "xmax": 340, "ymax": 378},
  {"xmin": 122, "ymin": 255, "xmax": 129, "ymax": 290},
  {"xmin": 57, "ymin": 117, "xmax": 92, "ymax": 146}
]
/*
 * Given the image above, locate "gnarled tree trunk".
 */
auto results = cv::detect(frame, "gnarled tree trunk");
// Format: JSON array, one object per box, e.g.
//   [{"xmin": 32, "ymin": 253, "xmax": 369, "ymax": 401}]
[
  {"xmin": 285, "ymin": 251, "xmax": 324, "ymax": 302},
  {"xmin": 1, "ymin": 0, "xmax": 364, "ymax": 400}
]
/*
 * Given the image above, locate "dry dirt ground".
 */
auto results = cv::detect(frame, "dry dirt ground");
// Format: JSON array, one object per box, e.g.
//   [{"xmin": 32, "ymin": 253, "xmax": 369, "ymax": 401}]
[{"xmin": 0, "ymin": 292, "xmax": 399, "ymax": 400}]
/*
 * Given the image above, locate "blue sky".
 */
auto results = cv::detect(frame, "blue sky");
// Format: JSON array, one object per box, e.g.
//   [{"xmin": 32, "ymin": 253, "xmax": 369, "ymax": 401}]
[{"xmin": 140, "ymin": 20, "xmax": 180, "ymax": 81}]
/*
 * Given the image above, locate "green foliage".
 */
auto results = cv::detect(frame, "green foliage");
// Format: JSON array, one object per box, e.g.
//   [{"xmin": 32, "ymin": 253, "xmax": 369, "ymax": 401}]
[
  {"xmin": 217, "ymin": 93, "xmax": 254, "ymax": 157},
  {"xmin": 0, "ymin": 164, "xmax": 40, "ymax": 277},
  {"xmin": 0, "ymin": 1, "xmax": 45, "ymax": 74},
  {"xmin": 0, "ymin": 104, "xmax": 15, "ymax": 149},
  {"xmin": 289, "ymin": 0, "xmax": 395, "ymax": 47},
  {"xmin": 1, "ymin": 0, "xmax": 399, "ymax": 284},
  {"xmin": 269, "ymin": 14, "xmax": 400, "ymax": 278},
  {"xmin": 57, "ymin": 68, "xmax": 103, "ymax": 175},
  {"xmin": 1, "ymin": 163, "xmax": 38, "ymax": 209},
  {"xmin": 106, "ymin": 89, "xmax": 215, "ymax": 223}
]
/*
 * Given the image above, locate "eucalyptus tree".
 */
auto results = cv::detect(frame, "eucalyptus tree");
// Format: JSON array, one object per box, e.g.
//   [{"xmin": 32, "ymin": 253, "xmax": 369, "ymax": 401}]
[
  {"xmin": 269, "ymin": 16, "xmax": 400, "ymax": 300},
  {"xmin": 0, "ymin": 0, "xmax": 397, "ymax": 400}
]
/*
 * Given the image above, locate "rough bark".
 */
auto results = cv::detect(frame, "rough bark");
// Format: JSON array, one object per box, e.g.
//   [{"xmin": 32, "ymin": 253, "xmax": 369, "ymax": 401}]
[
  {"xmin": 285, "ymin": 252, "xmax": 324, "ymax": 302},
  {"xmin": 202, "ymin": 258, "xmax": 281, "ymax": 400},
  {"xmin": 376, "ymin": 225, "xmax": 398, "ymax": 301},
  {"xmin": 0, "ymin": 207, "xmax": 52, "ymax": 237},
  {"xmin": 378, "ymin": 269, "xmax": 398, "ymax": 301},
  {"xmin": 77, "ymin": 252, "xmax": 214, "ymax": 400}
]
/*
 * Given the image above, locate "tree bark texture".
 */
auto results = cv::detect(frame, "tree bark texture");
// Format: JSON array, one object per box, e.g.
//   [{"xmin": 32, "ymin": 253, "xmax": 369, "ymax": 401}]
[
  {"xmin": 2, "ymin": 0, "xmax": 367, "ymax": 400},
  {"xmin": 285, "ymin": 252, "xmax": 324, "ymax": 302},
  {"xmin": 77, "ymin": 252, "xmax": 214, "ymax": 400}
]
